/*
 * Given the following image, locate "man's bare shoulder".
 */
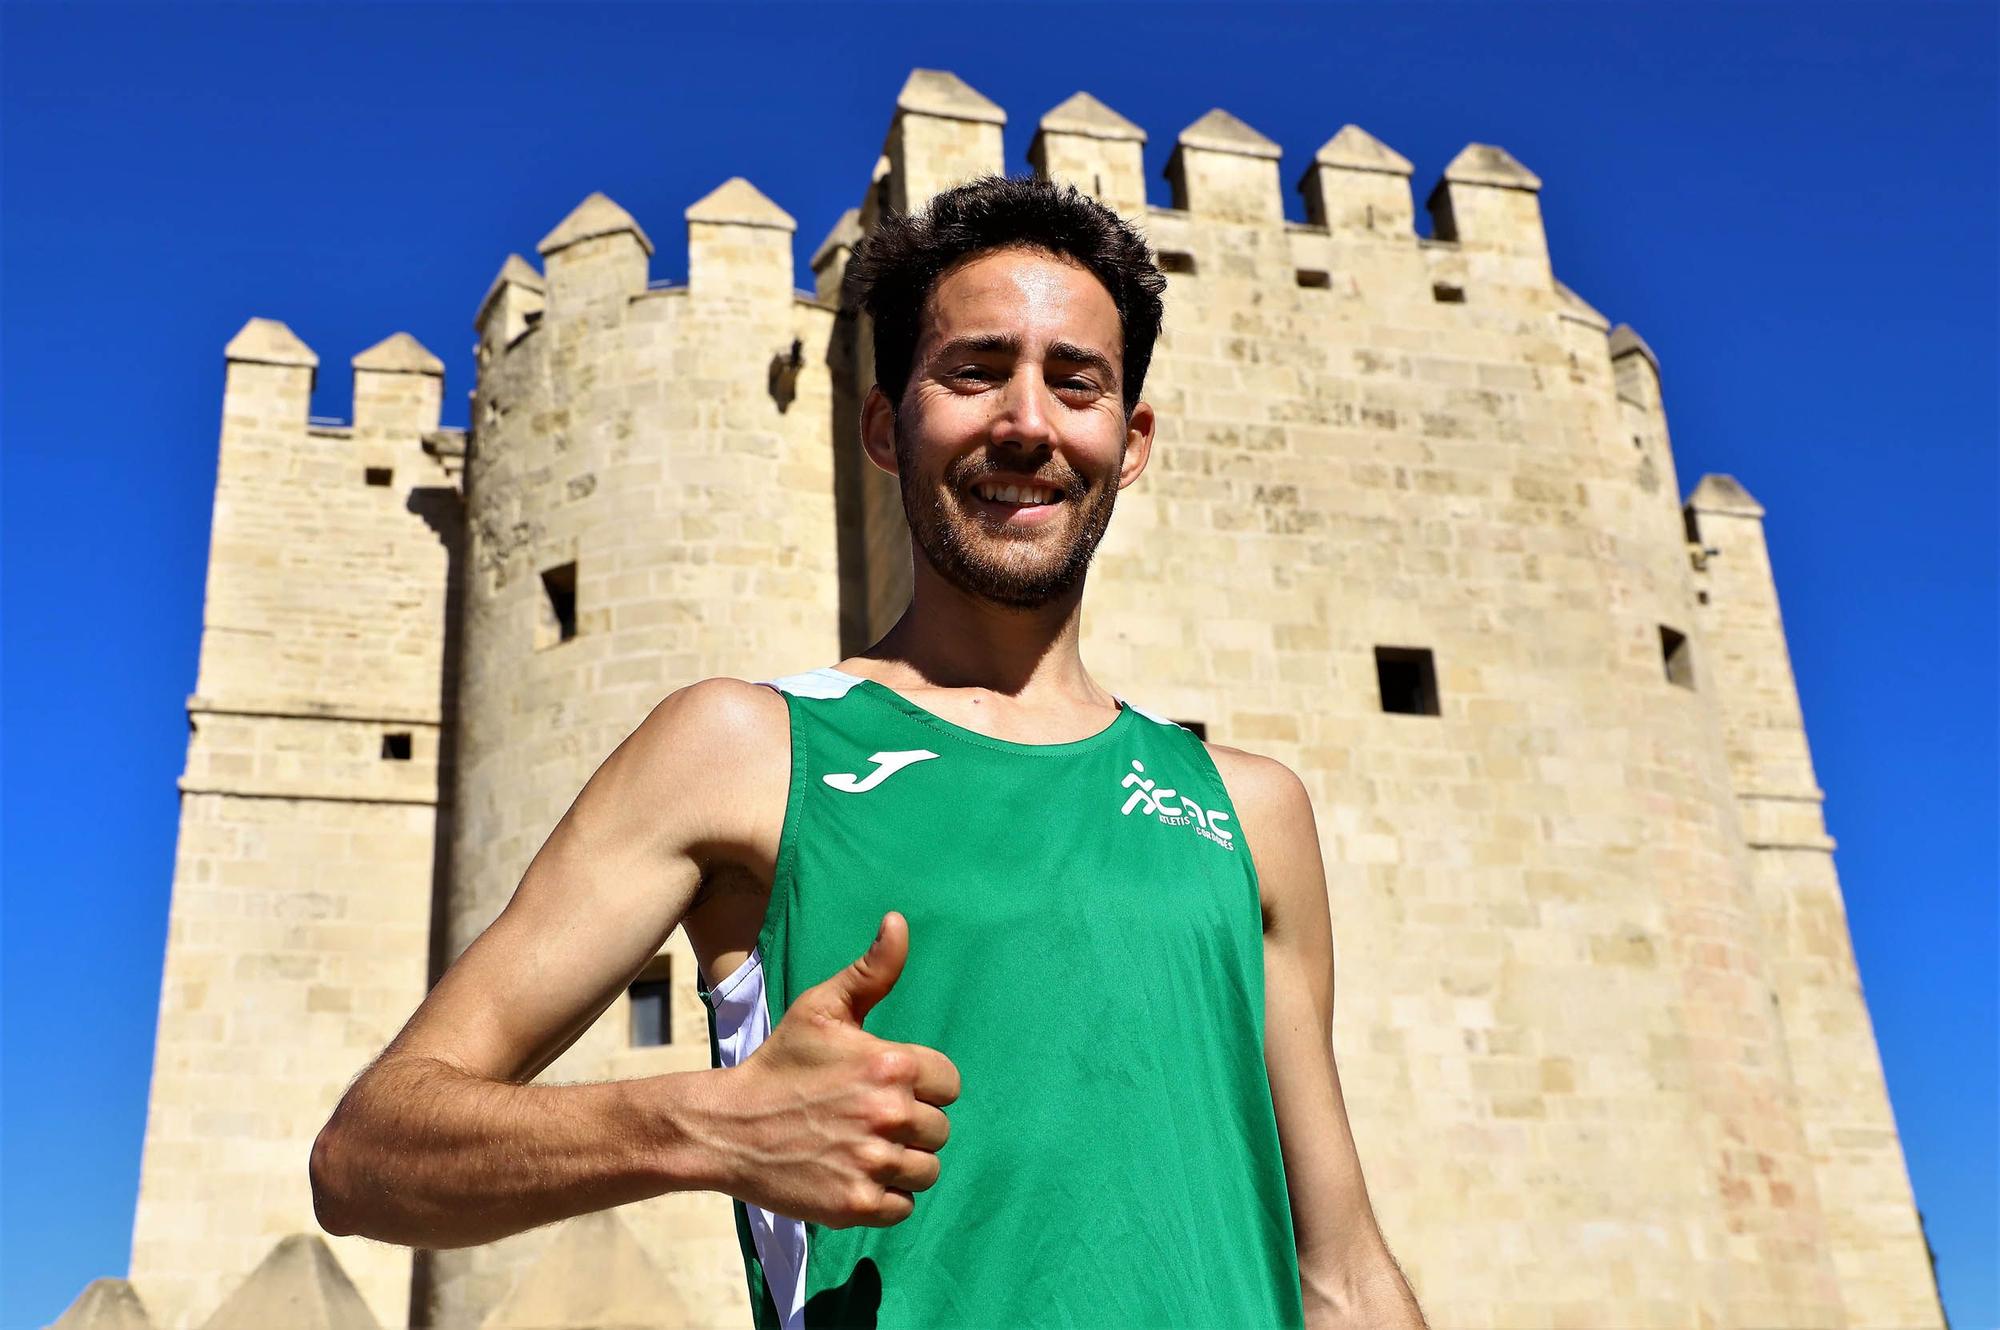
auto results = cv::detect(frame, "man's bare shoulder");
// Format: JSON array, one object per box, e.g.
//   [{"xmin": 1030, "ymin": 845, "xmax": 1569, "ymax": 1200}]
[
  {"xmin": 1202, "ymin": 740, "xmax": 1324, "ymax": 918},
  {"xmin": 640, "ymin": 675, "xmax": 789, "ymax": 749},
  {"xmin": 1203, "ymin": 739, "xmax": 1313, "ymax": 827},
  {"xmin": 610, "ymin": 677, "xmax": 791, "ymax": 838}
]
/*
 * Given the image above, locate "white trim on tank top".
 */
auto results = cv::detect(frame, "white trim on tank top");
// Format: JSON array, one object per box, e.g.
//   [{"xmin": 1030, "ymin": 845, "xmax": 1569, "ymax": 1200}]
[
  {"xmin": 703, "ymin": 943, "xmax": 805, "ymax": 1329},
  {"xmin": 762, "ymin": 664, "xmax": 1186, "ymax": 730}
]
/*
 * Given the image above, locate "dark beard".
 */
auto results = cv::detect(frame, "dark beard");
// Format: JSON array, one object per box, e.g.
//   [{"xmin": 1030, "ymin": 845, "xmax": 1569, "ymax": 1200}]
[{"xmin": 895, "ymin": 438, "xmax": 1121, "ymax": 610}]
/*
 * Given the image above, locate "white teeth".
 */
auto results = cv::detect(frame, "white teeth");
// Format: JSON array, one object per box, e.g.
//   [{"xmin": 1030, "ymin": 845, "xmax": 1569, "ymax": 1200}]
[{"xmin": 974, "ymin": 480, "xmax": 1057, "ymax": 505}]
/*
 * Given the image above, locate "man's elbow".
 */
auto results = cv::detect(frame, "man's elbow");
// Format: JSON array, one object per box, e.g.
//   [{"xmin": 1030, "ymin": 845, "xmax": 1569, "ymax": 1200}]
[
  {"xmin": 1304, "ymin": 1230, "xmax": 1427, "ymax": 1330},
  {"xmin": 309, "ymin": 1117, "xmax": 357, "ymax": 1238}
]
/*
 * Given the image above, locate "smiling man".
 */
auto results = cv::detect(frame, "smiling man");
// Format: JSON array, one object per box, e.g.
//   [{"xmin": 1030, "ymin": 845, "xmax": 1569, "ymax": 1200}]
[{"xmin": 310, "ymin": 176, "xmax": 1426, "ymax": 1330}]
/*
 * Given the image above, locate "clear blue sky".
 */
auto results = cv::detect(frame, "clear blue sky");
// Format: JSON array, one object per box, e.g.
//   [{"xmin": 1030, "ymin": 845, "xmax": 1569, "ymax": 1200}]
[{"xmin": 3, "ymin": 3, "xmax": 1993, "ymax": 1327}]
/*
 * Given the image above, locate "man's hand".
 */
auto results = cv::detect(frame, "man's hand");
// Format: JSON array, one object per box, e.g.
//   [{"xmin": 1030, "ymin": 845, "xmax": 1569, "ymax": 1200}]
[{"xmin": 712, "ymin": 911, "xmax": 960, "ymax": 1228}]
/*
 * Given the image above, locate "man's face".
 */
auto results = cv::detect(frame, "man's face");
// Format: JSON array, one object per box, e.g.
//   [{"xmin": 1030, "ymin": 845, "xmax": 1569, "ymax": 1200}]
[{"xmin": 866, "ymin": 246, "xmax": 1154, "ymax": 610}]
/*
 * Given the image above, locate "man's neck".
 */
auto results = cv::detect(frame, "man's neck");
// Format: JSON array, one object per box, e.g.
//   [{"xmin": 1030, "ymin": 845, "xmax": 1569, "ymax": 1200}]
[{"xmin": 855, "ymin": 559, "xmax": 1109, "ymax": 709}]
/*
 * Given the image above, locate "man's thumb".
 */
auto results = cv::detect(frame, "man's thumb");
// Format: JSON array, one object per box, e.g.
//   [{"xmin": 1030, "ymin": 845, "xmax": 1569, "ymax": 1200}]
[{"xmin": 829, "ymin": 912, "xmax": 907, "ymax": 1025}]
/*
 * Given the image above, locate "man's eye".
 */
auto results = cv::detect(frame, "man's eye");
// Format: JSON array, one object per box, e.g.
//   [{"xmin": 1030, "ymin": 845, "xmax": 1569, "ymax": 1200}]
[
  {"xmin": 1055, "ymin": 378, "xmax": 1100, "ymax": 395},
  {"xmin": 951, "ymin": 366, "xmax": 997, "ymax": 381}
]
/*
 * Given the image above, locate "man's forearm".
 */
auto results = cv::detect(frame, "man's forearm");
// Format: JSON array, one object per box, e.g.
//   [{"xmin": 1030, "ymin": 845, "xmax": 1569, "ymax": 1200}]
[{"xmin": 310, "ymin": 1055, "xmax": 731, "ymax": 1249}]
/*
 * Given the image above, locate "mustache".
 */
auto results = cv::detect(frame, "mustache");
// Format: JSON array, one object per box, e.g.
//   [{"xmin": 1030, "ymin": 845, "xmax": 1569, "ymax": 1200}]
[{"xmin": 945, "ymin": 454, "xmax": 1090, "ymax": 501}]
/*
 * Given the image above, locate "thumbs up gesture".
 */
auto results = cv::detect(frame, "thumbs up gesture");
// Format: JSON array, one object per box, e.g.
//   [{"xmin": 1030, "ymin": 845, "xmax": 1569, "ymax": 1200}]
[{"xmin": 721, "ymin": 912, "xmax": 960, "ymax": 1228}]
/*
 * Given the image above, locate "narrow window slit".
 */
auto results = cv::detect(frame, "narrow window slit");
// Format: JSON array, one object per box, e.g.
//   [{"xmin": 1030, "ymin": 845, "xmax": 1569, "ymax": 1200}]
[{"xmin": 1375, "ymin": 646, "xmax": 1440, "ymax": 716}]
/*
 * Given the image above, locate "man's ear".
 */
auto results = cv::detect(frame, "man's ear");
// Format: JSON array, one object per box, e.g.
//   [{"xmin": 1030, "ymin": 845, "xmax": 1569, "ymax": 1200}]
[
  {"xmin": 860, "ymin": 385, "xmax": 900, "ymax": 478},
  {"xmin": 1116, "ymin": 399, "xmax": 1156, "ymax": 491}
]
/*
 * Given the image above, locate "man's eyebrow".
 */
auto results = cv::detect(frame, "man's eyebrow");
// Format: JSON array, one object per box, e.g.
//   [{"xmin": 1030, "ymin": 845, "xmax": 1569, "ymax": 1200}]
[
  {"xmin": 930, "ymin": 334, "xmax": 1117, "ymax": 382},
  {"xmin": 932, "ymin": 333, "xmax": 1020, "ymax": 361},
  {"xmin": 1045, "ymin": 341, "xmax": 1118, "ymax": 382}
]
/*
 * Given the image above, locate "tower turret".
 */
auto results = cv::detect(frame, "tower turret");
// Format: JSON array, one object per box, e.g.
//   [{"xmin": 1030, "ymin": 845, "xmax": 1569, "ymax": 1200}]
[
  {"xmin": 884, "ymin": 69, "xmax": 1005, "ymax": 214},
  {"xmin": 809, "ymin": 207, "xmax": 861, "ymax": 305},
  {"xmin": 1610, "ymin": 321, "xmax": 1662, "ymax": 411},
  {"xmin": 130, "ymin": 318, "xmax": 453, "ymax": 1326},
  {"xmin": 1297, "ymin": 124, "xmax": 1414, "ymax": 235},
  {"xmin": 351, "ymin": 331, "xmax": 443, "ymax": 438},
  {"xmin": 428, "ymin": 181, "xmax": 841, "ymax": 1326},
  {"xmin": 536, "ymin": 191, "xmax": 652, "ymax": 320},
  {"xmin": 1424, "ymin": 143, "xmax": 1550, "ymax": 281},
  {"xmin": 474, "ymin": 254, "xmax": 545, "ymax": 361},
  {"xmin": 685, "ymin": 176, "xmax": 797, "ymax": 303},
  {"xmin": 1685, "ymin": 474, "xmax": 1944, "ymax": 1326},
  {"xmin": 222, "ymin": 316, "xmax": 317, "ymax": 391},
  {"xmin": 1163, "ymin": 108, "xmax": 1284, "ymax": 223},
  {"xmin": 1028, "ymin": 91, "xmax": 1148, "ymax": 221}
]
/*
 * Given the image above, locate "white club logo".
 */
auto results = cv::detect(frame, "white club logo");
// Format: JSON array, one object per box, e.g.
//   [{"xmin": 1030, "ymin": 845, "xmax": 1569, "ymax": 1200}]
[{"xmin": 1118, "ymin": 759, "xmax": 1235, "ymax": 849}]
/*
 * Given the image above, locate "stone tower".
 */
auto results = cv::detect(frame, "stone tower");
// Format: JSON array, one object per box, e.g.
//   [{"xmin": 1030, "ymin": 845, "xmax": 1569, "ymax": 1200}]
[
  {"xmin": 102, "ymin": 69, "xmax": 1943, "ymax": 1330},
  {"xmin": 128, "ymin": 321, "xmax": 458, "ymax": 1326}
]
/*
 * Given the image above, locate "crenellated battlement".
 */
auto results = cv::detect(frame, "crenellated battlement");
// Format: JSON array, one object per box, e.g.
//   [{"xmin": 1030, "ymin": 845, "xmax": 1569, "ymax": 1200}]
[
  {"xmin": 836, "ymin": 72, "xmax": 1625, "ymax": 369},
  {"xmin": 222, "ymin": 318, "xmax": 447, "ymax": 442},
  {"xmin": 476, "ymin": 176, "xmax": 821, "ymax": 378}
]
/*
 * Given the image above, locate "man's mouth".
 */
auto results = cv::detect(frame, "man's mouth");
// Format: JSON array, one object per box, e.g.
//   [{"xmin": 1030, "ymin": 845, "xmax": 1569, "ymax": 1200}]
[{"xmin": 967, "ymin": 478, "xmax": 1062, "ymax": 507}]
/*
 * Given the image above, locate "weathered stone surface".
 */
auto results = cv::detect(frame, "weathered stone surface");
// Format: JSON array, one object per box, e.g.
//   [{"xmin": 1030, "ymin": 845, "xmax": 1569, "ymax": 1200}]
[
  {"xmin": 1441, "ymin": 141, "xmax": 1543, "ymax": 191},
  {"xmin": 537, "ymin": 190, "xmax": 655, "ymax": 257},
  {"xmin": 810, "ymin": 207, "xmax": 861, "ymax": 272},
  {"xmin": 222, "ymin": 317, "xmax": 316, "ymax": 368},
  {"xmin": 486, "ymin": 252, "xmax": 544, "ymax": 296},
  {"xmin": 48, "ymin": 1278, "xmax": 153, "ymax": 1330},
  {"xmin": 1313, "ymin": 123, "xmax": 1413, "ymax": 176},
  {"xmin": 1691, "ymin": 471, "xmax": 1765, "ymax": 517},
  {"xmin": 685, "ymin": 176, "xmax": 796, "ymax": 232},
  {"xmin": 196, "ymin": 1235, "xmax": 379, "ymax": 1330},
  {"xmin": 1609, "ymin": 320, "xmax": 1660, "ymax": 370},
  {"xmin": 351, "ymin": 331, "xmax": 443, "ymax": 376},
  {"xmin": 1555, "ymin": 280, "xmax": 1610, "ymax": 330},
  {"xmin": 895, "ymin": 67, "xmax": 1004, "ymax": 125},
  {"xmin": 1039, "ymin": 91, "xmax": 1145, "ymax": 142},
  {"xmin": 1175, "ymin": 107, "xmax": 1282, "ymax": 159},
  {"xmin": 1031, "ymin": 92, "xmax": 1149, "ymax": 221},
  {"xmin": 480, "ymin": 1210, "xmax": 696, "ymax": 1329}
]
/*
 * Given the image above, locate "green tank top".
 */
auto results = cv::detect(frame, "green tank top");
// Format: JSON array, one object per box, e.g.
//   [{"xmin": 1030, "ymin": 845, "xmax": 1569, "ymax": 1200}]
[{"xmin": 697, "ymin": 666, "xmax": 1304, "ymax": 1329}]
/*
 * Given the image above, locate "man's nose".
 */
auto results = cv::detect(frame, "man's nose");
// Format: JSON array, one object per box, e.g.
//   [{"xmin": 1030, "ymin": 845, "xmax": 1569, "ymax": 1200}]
[{"xmin": 991, "ymin": 367, "xmax": 1057, "ymax": 451}]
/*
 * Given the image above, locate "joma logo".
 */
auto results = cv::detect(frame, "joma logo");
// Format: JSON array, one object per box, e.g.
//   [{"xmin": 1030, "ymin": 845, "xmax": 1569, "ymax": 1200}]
[
  {"xmin": 824, "ymin": 749, "xmax": 939, "ymax": 794},
  {"xmin": 1119, "ymin": 759, "xmax": 1235, "ymax": 849}
]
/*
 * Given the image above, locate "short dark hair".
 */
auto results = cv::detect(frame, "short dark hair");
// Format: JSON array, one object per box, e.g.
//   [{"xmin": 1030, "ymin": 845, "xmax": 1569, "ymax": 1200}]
[{"xmin": 843, "ymin": 175, "xmax": 1167, "ymax": 415}]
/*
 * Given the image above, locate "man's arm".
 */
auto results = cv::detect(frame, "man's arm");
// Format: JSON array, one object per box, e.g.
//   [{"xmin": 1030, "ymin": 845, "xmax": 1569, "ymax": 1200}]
[
  {"xmin": 310, "ymin": 677, "xmax": 788, "ymax": 1248},
  {"xmin": 1212, "ymin": 746, "xmax": 1427, "ymax": 1330}
]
